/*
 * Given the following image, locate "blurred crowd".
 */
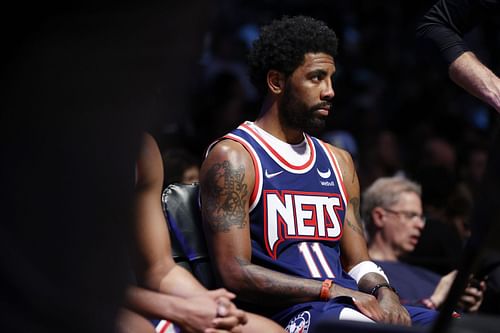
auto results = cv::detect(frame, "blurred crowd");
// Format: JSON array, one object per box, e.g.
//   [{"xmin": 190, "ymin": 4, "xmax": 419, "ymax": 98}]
[{"xmin": 157, "ymin": 0, "xmax": 499, "ymax": 189}]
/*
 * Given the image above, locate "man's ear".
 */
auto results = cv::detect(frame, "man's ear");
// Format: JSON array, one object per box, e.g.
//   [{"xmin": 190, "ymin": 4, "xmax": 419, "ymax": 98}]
[
  {"xmin": 372, "ymin": 207, "xmax": 386, "ymax": 228},
  {"xmin": 267, "ymin": 70, "xmax": 285, "ymax": 94}
]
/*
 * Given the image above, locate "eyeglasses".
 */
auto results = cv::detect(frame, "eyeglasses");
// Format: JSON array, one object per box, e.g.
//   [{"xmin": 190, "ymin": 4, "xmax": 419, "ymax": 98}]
[{"xmin": 382, "ymin": 207, "xmax": 426, "ymax": 224}]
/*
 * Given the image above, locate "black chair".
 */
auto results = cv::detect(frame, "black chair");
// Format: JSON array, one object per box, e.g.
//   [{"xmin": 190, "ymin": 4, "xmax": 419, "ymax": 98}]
[{"xmin": 161, "ymin": 182, "xmax": 216, "ymax": 289}]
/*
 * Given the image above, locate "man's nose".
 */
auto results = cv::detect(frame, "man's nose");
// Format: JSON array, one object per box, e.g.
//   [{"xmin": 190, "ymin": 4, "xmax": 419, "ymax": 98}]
[
  {"xmin": 415, "ymin": 218, "xmax": 426, "ymax": 230},
  {"xmin": 321, "ymin": 80, "xmax": 335, "ymax": 100}
]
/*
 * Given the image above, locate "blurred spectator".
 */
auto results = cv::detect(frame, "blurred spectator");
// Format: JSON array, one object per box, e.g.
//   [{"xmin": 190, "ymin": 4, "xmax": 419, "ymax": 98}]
[
  {"xmin": 161, "ymin": 148, "xmax": 201, "ymax": 187},
  {"xmin": 192, "ymin": 70, "xmax": 260, "ymax": 156},
  {"xmin": 445, "ymin": 183, "xmax": 474, "ymax": 244},
  {"xmin": 358, "ymin": 130, "xmax": 405, "ymax": 191},
  {"xmin": 458, "ymin": 140, "xmax": 489, "ymax": 195},
  {"xmin": 200, "ymin": 24, "xmax": 258, "ymax": 101},
  {"xmin": 362, "ymin": 176, "xmax": 485, "ymax": 313},
  {"xmin": 421, "ymin": 137, "xmax": 457, "ymax": 173}
]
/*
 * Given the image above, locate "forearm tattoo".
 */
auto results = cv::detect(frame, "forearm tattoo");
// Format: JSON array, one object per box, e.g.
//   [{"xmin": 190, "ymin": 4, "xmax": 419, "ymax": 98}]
[
  {"xmin": 346, "ymin": 197, "xmax": 365, "ymax": 236},
  {"xmin": 235, "ymin": 257, "xmax": 313, "ymax": 304},
  {"xmin": 204, "ymin": 160, "xmax": 248, "ymax": 232}
]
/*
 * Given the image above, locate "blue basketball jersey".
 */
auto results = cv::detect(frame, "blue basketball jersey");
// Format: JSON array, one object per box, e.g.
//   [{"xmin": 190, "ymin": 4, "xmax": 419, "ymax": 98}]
[
  {"xmin": 221, "ymin": 122, "xmax": 358, "ymax": 291},
  {"xmin": 208, "ymin": 122, "xmax": 438, "ymax": 328}
]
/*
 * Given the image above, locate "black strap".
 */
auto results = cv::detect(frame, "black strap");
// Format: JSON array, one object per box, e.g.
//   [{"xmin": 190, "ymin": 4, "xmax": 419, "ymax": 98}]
[{"xmin": 370, "ymin": 283, "xmax": 398, "ymax": 297}]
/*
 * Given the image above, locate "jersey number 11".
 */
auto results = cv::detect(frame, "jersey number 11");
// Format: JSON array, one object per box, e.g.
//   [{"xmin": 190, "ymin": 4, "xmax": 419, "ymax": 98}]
[{"xmin": 298, "ymin": 242, "xmax": 335, "ymax": 278}]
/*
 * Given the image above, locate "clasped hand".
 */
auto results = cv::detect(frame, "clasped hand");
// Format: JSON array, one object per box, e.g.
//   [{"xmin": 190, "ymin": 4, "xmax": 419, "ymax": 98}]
[{"xmin": 181, "ymin": 288, "xmax": 248, "ymax": 333}]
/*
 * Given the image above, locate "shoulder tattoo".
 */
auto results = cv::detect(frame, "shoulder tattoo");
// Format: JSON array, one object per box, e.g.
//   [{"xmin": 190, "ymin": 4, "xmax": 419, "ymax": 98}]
[{"xmin": 203, "ymin": 160, "xmax": 249, "ymax": 232}]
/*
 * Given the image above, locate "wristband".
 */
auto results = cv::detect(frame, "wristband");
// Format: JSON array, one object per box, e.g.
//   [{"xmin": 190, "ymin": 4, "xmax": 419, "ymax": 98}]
[
  {"xmin": 348, "ymin": 261, "xmax": 389, "ymax": 283},
  {"xmin": 370, "ymin": 283, "xmax": 398, "ymax": 297},
  {"xmin": 320, "ymin": 279, "xmax": 333, "ymax": 301}
]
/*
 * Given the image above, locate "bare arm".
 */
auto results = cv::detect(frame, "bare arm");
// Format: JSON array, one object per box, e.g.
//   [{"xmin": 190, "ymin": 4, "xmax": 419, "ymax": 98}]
[
  {"xmin": 129, "ymin": 133, "xmax": 248, "ymax": 333},
  {"xmin": 333, "ymin": 146, "xmax": 411, "ymax": 326},
  {"xmin": 335, "ymin": 146, "xmax": 385, "ymax": 283},
  {"xmin": 133, "ymin": 133, "xmax": 207, "ymax": 296},
  {"xmin": 200, "ymin": 140, "xmax": 328, "ymax": 306},
  {"xmin": 449, "ymin": 52, "xmax": 500, "ymax": 113},
  {"xmin": 417, "ymin": 0, "xmax": 500, "ymax": 112}
]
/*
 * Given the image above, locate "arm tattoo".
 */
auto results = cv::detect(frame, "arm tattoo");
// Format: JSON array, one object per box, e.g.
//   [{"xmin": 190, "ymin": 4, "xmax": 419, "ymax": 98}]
[
  {"xmin": 346, "ymin": 197, "xmax": 365, "ymax": 236},
  {"xmin": 204, "ymin": 160, "xmax": 248, "ymax": 232},
  {"xmin": 235, "ymin": 257, "xmax": 312, "ymax": 304}
]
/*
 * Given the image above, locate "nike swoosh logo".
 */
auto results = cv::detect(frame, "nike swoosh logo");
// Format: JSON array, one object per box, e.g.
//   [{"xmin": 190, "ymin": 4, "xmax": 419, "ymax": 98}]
[
  {"xmin": 265, "ymin": 170, "xmax": 284, "ymax": 179},
  {"xmin": 317, "ymin": 168, "xmax": 331, "ymax": 179}
]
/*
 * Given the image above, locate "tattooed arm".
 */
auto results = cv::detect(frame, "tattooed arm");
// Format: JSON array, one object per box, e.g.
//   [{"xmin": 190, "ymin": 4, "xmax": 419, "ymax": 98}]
[
  {"xmin": 333, "ymin": 145, "xmax": 371, "ymax": 271},
  {"xmin": 200, "ymin": 140, "xmax": 380, "ymax": 308},
  {"xmin": 332, "ymin": 145, "xmax": 411, "ymax": 326}
]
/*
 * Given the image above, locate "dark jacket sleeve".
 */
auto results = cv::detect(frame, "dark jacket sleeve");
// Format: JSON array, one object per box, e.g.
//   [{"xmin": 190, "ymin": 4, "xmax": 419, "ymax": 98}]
[{"xmin": 416, "ymin": 0, "xmax": 499, "ymax": 64}]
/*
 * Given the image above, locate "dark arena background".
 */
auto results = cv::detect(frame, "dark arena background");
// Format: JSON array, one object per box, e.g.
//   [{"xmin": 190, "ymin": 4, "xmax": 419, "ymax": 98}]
[{"xmin": 1, "ymin": 1, "xmax": 499, "ymax": 333}]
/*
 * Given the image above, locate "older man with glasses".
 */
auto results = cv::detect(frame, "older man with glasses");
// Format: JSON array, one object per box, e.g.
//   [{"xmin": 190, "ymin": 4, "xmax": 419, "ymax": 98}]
[{"xmin": 361, "ymin": 176, "xmax": 485, "ymax": 314}]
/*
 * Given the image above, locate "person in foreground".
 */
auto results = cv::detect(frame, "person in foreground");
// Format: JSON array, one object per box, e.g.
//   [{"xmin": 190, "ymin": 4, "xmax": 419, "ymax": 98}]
[
  {"xmin": 362, "ymin": 176, "xmax": 485, "ymax": 314},
  {"xmin": 417, "ymin": 0, "xmax": 500, "ymax": 113},
  {"xmin": 116, "ymin": 133, "xmax": 285, "ymax": 333},
  {"xmin": 199, "ymin": 15, "xmax": 437, "ymax": 332}
]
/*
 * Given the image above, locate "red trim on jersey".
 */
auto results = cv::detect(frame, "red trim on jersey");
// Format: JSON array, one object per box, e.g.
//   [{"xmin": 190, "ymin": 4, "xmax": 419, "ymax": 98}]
[
  {"xmin": 319, "ymin": 140, "xmax": 349, "ymax": 203},
  {"xmin": 222, "ymin": 134, "xmax": 260, "ymax": 207},
  {"xmin": 240, "ymin": 123, "xmax": 315, "ymax": 171},
  {"xmin": 263, "ymin": 189, "xmax": 287, "ymax": 260}
]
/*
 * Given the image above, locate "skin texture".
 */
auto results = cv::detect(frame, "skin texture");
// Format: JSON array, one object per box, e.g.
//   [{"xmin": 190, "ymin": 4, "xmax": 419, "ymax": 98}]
[
  {"xmin": 200, "ymin": 52, "xmax": 411, "ymax": 326},
  {"xmin": 367, "ymin": 182, "xmax": 486, "ymax": 313},
  {"xmin": 449, "ymin": 51, "xmax": 500, "ymax": 113},
  {"xmin": 118, "ymin": 133, "xmax": 284, "ymax": 333}
]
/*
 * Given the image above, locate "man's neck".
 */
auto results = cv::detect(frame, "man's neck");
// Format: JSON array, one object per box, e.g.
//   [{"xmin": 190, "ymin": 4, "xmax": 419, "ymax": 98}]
[
  {"xmin": 255, "ymin": 99, "xmax": 304, "ymax": 144},
  {"xmin": 368, "ymin": 237, "xmax": 399, "ymax": 262}
]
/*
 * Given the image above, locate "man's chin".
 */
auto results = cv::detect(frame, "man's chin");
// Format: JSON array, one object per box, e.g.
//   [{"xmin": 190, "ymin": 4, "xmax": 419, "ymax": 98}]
[
  {"xmin": 303, "ymin": 119, "xmax": 326, "ymax": 136},
  {"xmin": 404, "ymin": 244, "xmax": 416, "ymax": 253}
]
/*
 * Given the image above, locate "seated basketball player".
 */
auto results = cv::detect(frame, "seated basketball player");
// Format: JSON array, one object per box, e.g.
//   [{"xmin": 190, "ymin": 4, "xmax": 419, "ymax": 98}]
[{"xmin": 199, "ymin": 16, "xmax": 438, "ymax": 331}]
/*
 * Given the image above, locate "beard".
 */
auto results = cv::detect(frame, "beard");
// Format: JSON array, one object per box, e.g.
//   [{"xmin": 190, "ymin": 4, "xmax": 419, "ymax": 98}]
[{"xmin": 278, "ymin": 83, "xmax": 330, "ymax": 136}]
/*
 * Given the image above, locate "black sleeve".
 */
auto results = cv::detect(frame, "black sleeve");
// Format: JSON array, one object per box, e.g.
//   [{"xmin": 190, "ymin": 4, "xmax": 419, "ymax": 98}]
[{"xmin": 416, "ymin": 0, "xmax": 498, "ymax": 64}]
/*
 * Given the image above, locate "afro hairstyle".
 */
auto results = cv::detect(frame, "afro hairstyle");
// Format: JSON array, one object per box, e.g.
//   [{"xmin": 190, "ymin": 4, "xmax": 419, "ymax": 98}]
[{"xmin": 247, "ymin": 15, "xmax": 338, "ymax": 96}]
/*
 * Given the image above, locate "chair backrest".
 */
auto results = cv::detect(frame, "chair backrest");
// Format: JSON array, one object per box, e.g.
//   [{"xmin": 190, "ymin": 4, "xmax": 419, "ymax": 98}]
[
  {"xmin": 161, "ymin": 182, "xmax": 216, "ymax": 289},
  {"xmin": 167, "ymin": 224, "xmax": 192, "ymax": 274}
]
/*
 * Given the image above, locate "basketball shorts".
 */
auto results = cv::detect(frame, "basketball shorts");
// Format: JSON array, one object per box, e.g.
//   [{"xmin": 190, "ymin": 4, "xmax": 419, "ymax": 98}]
[{"xmin": 272, "ymin": 296, "xmax": 438, "ymax": 333}]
